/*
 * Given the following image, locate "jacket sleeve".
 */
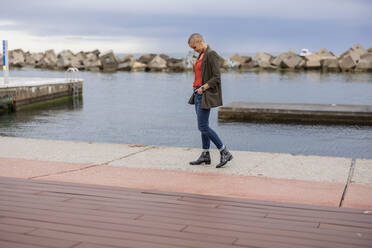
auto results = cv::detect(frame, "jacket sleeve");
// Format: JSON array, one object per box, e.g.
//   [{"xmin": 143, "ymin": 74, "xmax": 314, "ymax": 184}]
[{"xmin": 205, "ymin": 51, "xmax": 221, "ymax": 89}]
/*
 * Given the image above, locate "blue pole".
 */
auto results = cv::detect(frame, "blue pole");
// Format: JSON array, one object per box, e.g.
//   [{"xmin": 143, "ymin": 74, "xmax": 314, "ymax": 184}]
[
  {"xmin": 2, "ymin": 40, "xmax": 5, "ymax": 70},
  {"xmin": 2, "ymin": 40, "xmax": 9, "ymax": 85}
]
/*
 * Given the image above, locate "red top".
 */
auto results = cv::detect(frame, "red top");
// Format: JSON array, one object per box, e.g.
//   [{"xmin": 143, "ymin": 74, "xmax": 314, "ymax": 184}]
[{"xmin": 193, "ymin": 53, "xmax": 203, "ymax": 87}]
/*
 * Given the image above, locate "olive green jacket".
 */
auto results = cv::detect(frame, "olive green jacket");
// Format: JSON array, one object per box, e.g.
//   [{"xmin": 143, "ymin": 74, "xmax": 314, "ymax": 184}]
[{"xmin": 188, "ymin": 46, "xmax": 223, "ymax": 109}]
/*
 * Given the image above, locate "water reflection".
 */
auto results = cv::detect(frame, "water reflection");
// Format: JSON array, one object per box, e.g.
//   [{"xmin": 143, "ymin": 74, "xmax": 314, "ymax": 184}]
[{"xmin": 0, "ymin": 98, "xmax": 83, "ymax": 129}]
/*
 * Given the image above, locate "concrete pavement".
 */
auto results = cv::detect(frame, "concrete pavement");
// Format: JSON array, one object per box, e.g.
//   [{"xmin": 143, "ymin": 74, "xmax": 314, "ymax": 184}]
[{"xmin": 0, "ymin": 136, "xmax": 371, "ymax": 209}]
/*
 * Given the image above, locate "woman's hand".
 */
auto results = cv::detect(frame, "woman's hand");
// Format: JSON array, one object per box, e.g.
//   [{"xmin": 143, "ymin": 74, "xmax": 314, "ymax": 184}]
[
  {"xmin": 196, "ymin": 87, "xmax": 203, "ymax": 95},
  {"xmin": 196, "ymin": 84, "xmax": 209, "ymax": 94}
]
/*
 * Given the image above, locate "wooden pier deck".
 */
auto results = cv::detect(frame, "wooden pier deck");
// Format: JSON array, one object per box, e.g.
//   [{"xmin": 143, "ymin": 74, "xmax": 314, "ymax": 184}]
[
  {"xmin": 1, "ymin": 176, "xmax": 371, "ymax": 248},
  {"xmin": 218, "ymin": 101, "xmax": 372, "ymax": 125}
]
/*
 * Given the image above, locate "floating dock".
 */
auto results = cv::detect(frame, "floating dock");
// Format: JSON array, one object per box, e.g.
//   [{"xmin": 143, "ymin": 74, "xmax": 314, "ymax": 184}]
[
  {"xmin": 218, "ymin": 101, "xmax": 372, "ymax": 125},
  {"xmin": 0, "ymin": 77, "xmax": 83, "ymax": 112}
]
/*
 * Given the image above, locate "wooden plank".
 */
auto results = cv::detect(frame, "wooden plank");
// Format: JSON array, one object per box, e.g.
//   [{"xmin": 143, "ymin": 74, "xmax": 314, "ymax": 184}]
[
  {"xmin": 28, "ymin": 228, "xmax": 236, "ymax": 248},
  {"xmin": 73, "ymin": 243, "xmax": 115, "ymax": 248},
  {"xmin": 138, "ymin": 214, "xmax": 319, "ymax": 231},
  {"xmin": 266, "ymin": 213, "xmax": 372, "ymax": 229},
  {"xmin": 37, "ymin": 191, "xmax": 219, "ymax": 208},
  {"xmin": 0, "ymin": 208, "xmax": 152, "ymax": 230},
  {"xmin": 136, "ymin": 210, "xmax": 372, "ymax": 240},
  {"xmin": 66, "ymin": 197, "xmax": 225, "ymax": 215},
  {"xmin": 0, "ymin": 195, "xmax": 104, "ymax": 211},
  {"xmin": 28, "ymin": 229, "xmax": 179, "ymax": 248},
  {"xmin": 0, "ymin": 217, "xmax": 236, "ymax": 245},
  {"xmin": 217, "ymin": 204, "xmax": 372, "ymax": 224},
  {"xmin": 0, "ymin": 186, "xmax": 43, "ymax": 195},
  {"xmin": 234, "ymin": 233, "xmax": 364, "ymax": 248},
  {"xmin": 0, "ymin": 191, "xmax": 71, "ymax": 202},
  {"xmin": 0, "ymin": 190, "xmax": 253, "ymax": 220},
  {"xmin": 0, "ymin": 199, "xmax": 267, "ymax": 225},
  {"xmin": 1, "ymin": 218, "xmax": 236, "ymax": 244},
  {"xmin": 0, "ymin": 203, "xmax": 141, "ymax": 220},
  {"xmin": 0, "ymin": 230, "xmax": 79, "ymax": 248},
  {"xmin": 0, "ymin": 210, "xmax": 186, "ymax": 232},
  {"xmin": 0, "ymin": 240, "xmax": 44, "ymax": 248},
  {"xmin": 0, "ymin": 223, "xmax": 36, "ymax": 234},
  {"xmin": 232, "ymin": 239, "xmax": 313, "ymax": 248},
  {"xmin": 99, "ymin": 203, "xmax": 267, "ymax": 221},
  {"xmin": 184, "ymin": 225, "xmax": 372, "ymax": 246},
  {"xmin": 319, "ymin": 223, "xmax": 372, "ymax": 234}
]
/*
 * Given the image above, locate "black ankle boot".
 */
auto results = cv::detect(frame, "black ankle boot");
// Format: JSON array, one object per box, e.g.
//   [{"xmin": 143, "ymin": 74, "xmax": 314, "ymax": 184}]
[
  {"xmin": 189, "ymin": 151, "xmax": 211, "ymax": 165},
  {"xmin": 216, "ymin": 147, "xmax": 233, "ymax": 168}
]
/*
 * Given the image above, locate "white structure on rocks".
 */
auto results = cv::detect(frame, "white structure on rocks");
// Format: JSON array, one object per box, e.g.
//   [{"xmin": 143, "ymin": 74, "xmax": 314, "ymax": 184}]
[
  {"xmin": 184, "ymin": 51, "xmax": 198, "ymax": 69},
  {"xmin": 299, "ymin": 49, "xmax": 312, "ymax": 56}
]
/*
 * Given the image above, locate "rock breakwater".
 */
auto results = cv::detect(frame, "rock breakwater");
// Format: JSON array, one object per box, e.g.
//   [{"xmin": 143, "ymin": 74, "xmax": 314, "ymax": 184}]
[{"xmin": 2, "ymin": 44, "xmax": 372, "ymax": 73}]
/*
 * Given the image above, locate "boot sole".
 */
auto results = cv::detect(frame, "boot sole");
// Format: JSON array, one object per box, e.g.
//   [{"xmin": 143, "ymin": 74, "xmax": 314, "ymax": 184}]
[{"xmin": 189, "ymin": 161, "xmax": 211, "ymax": 165}]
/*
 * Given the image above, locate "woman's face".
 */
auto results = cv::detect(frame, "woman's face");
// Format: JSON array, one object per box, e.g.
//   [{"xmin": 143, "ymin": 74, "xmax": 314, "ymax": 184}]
[{"xmin": 189, "ymin": 40, "xmax": 203, "ymax": 54}]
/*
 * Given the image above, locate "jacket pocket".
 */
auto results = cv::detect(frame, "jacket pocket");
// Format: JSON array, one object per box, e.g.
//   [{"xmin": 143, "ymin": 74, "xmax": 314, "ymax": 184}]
[
  {"xmin": 207, "ymin": 87, "xmax": 218, "ymax": 94},
  {"xmin": 203, "ymin": 89, "xmax": 222, "ymax": 108}
]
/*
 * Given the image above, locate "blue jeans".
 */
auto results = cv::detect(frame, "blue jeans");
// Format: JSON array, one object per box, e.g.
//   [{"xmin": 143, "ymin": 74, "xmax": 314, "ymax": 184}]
[{"xmin": 194, "ymin": 92, "xmax": 223, "ymax": 150}]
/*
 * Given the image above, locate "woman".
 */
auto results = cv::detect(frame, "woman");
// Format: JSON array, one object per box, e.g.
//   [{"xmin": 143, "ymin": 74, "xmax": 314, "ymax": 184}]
[{"xmin": 188, "ymin": 33, "xmax": 233, "ymax": 168}]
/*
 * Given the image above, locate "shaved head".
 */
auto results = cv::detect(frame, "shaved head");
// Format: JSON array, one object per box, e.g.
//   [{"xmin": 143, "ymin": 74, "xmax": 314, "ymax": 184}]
[{"xmin": 188, "ymin": 33, "xmax": 204, "ymax": 44}]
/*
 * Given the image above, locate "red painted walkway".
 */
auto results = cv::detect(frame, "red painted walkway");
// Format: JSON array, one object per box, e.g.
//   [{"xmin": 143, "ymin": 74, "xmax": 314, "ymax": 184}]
[{"xmin": 0, "ymin": 157, "xmax": 371, "ymax": 209}]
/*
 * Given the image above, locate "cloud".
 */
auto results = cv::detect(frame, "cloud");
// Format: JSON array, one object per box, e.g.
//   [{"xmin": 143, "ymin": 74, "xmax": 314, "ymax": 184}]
[
  {"xmin": 0, "ymin": 20, "xmax": 18, "ymax": 26},
  {"xmin": 3, "ymin": 0, "xmax": 371, "ymax": 23},
  {"xmin": 0, "ymin": 30, "xmax": 158, "ymax": 53},
  {"xmin": 47, "ymin": 0, "xmax": 372, "ymax": 22},
  {"xmin": 0, "ymin": 0, "xmax": 370, "ymax": 54}
]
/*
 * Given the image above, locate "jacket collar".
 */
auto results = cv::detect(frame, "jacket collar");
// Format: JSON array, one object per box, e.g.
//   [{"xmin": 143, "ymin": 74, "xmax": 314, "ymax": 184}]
[{"xmin": 202, "ymin": 45, "xmax": 210, "ymax": 64}]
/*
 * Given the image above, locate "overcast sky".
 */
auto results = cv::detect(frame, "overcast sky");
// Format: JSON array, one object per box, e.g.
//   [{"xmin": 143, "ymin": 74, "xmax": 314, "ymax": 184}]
[{"xmin": 0, "ymin": 0, "xmax": 371, "ymax": 56}]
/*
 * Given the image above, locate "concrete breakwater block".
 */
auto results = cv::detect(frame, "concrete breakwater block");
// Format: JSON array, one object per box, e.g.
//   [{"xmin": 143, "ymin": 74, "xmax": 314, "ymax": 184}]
[
  {"xmin": 0, "ymin": 77, "xmax": 83, "ymax": 111},
  {"xmin": 218, "ymin": 101, "xmax": 372, "ymax": 125}
]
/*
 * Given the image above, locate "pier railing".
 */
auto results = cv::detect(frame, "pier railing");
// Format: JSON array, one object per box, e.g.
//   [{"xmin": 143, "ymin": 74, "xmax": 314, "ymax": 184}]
[{"xmin": 65, "ymin": 67, "xmax": 81, "ymax": 107}]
